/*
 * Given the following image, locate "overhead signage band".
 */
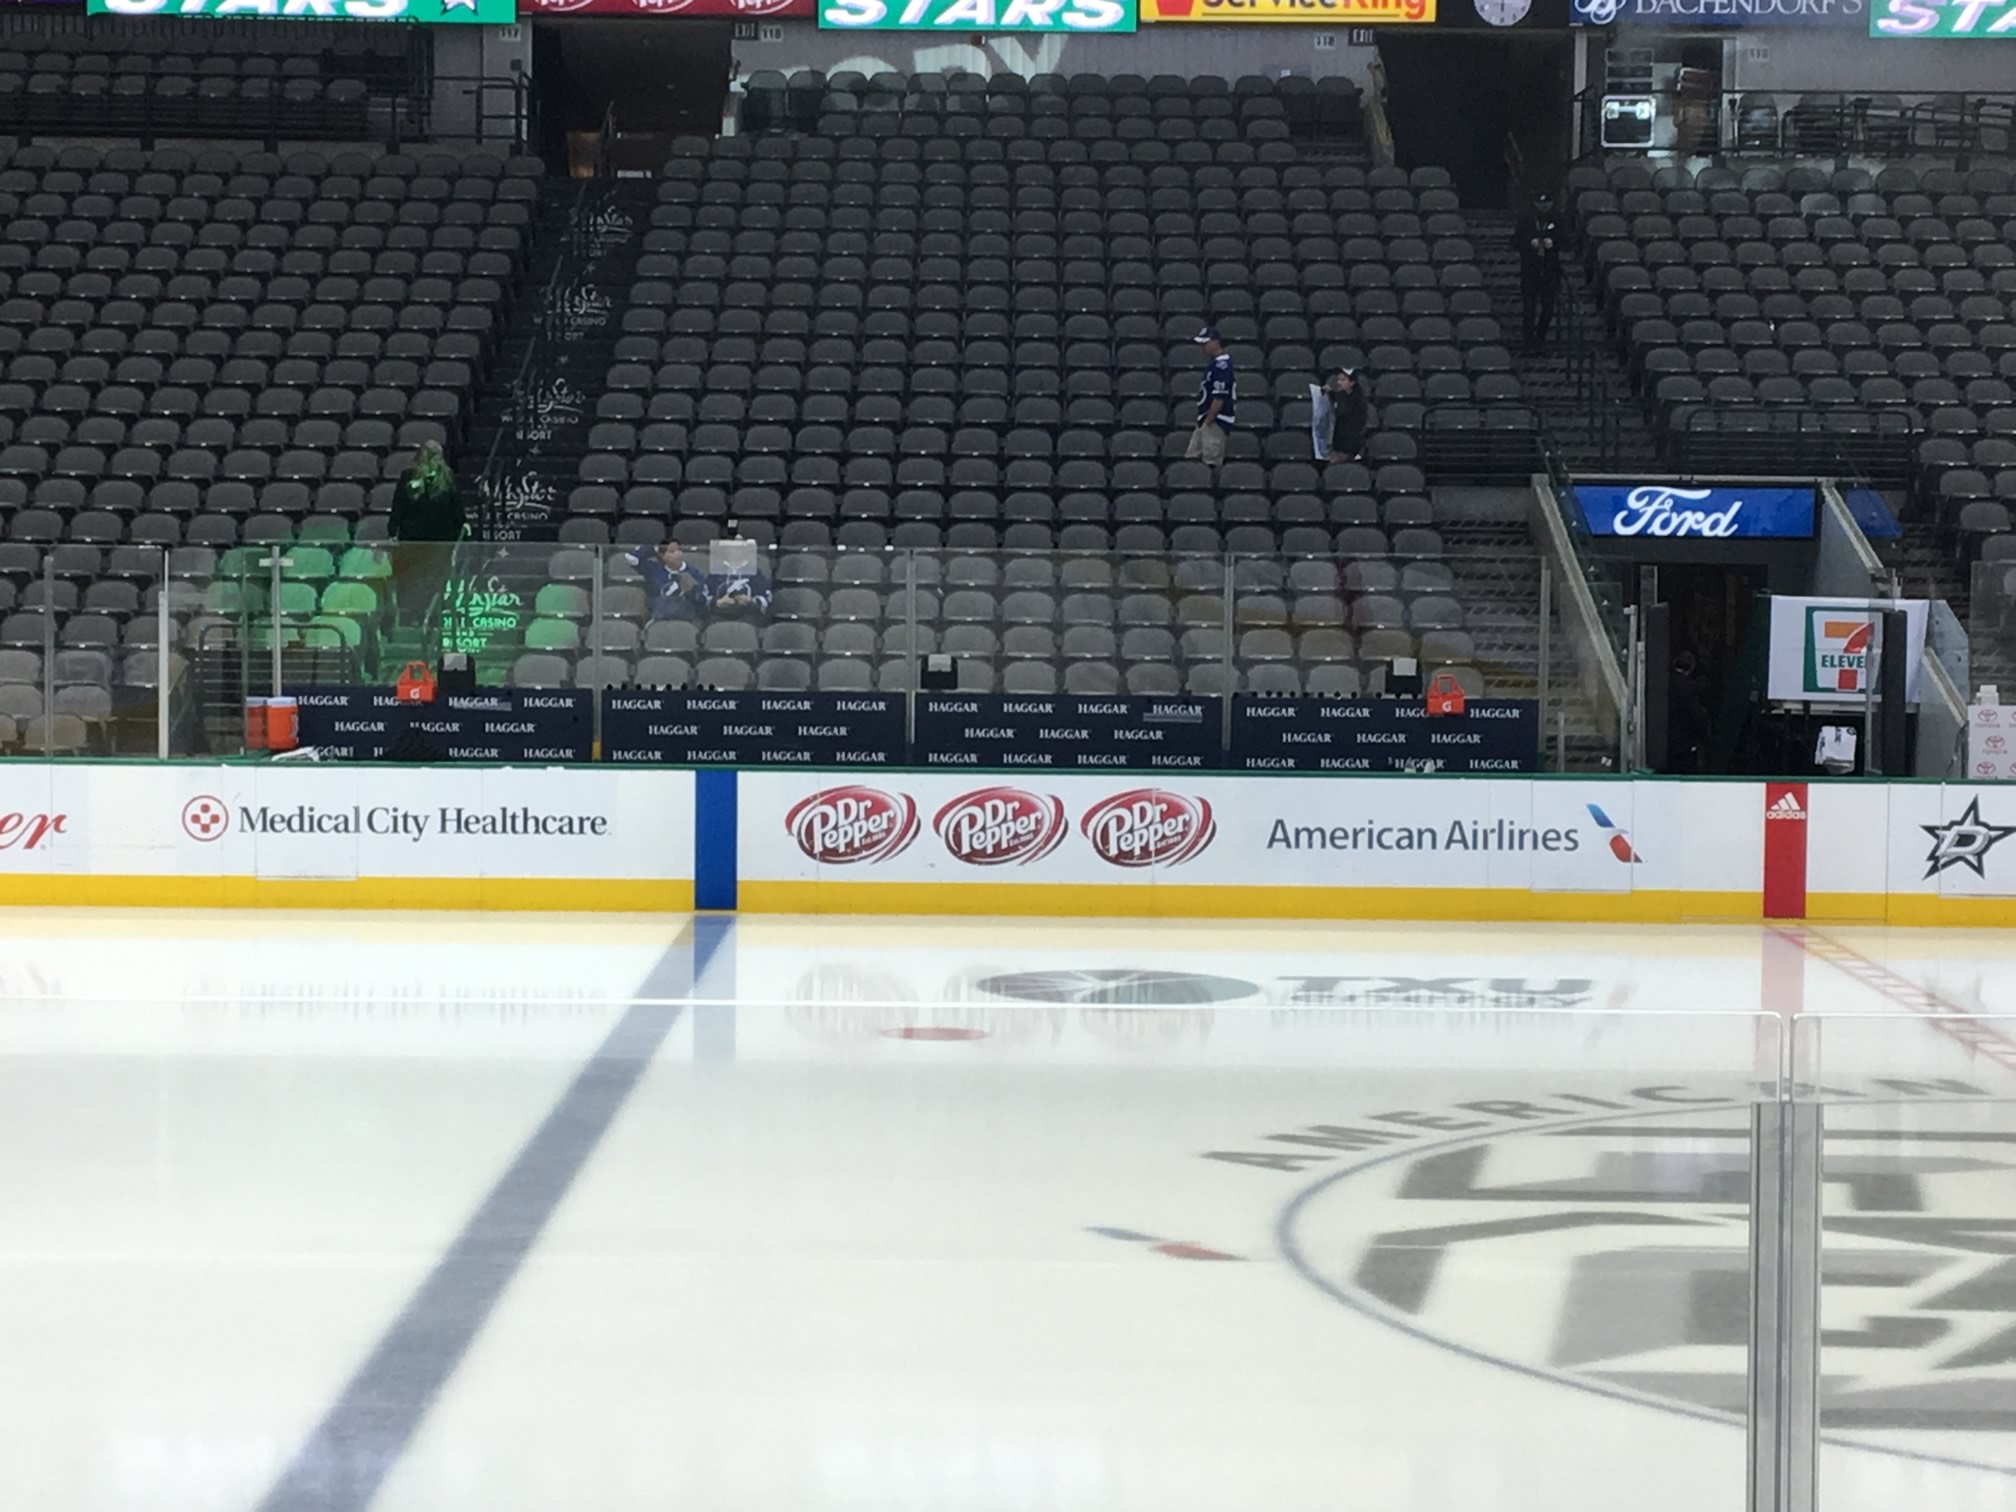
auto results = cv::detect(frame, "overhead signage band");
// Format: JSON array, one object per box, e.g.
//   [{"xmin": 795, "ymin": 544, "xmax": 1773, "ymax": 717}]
[
  {"xmin": 89, "ymin": 0, "xmax": 513, "ymax": 19},
  {"xmin": 1870, "ymin": 0, "xmax": 2016, "ymax": 33},
  {"xmin": 1142, "ymin": 0, "xmax": 1434, "ymax": 21},
  {"xmin": 1573, "ymin": 0, "xmax": 1865, "ymax": 24},
  {"xmin": 528, "ymin": 0, "xmax": 811, "ymax": 12},
  {"xmin": 817, "ymin": 0, "xmax": 1136, "ymax": 29}
]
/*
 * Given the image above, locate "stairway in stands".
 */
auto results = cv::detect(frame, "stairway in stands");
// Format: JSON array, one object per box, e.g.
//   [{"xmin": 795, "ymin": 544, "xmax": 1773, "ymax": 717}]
[
  {"xmin": 468, "ymin": 181, "xmax": 644, "ymax": 544},
  {"xmin": 1895, "ymin": 511, "xmax": 2003, "ymax": 700},
  {"xmin": 465, "ymin": 186, "xmax": 580, "ymax": 521},
  {"xmin": 1435, "ymin": 211, "xmax": 1636, "ymax": 766},
  {"xmin": 1468, "ymin": 209, "xmax": 1659, "ymax": 475},
  {"xmin": 1430, "ymin": 488, "xmax": 1616, "ymax": 769}
]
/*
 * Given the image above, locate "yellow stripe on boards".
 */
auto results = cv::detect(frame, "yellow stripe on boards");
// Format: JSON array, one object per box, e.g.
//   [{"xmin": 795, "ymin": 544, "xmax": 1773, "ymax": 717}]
[
  {"xmin": 1801, "ymin": 892, "xmax": 1894, "ymax": 925},
  {"xmin": 0, "ymin": 876, "xmax": 694, "ymax": 913},
  {"xmin": 735, "ymin": 880, "xmax": 1763, "ymax": 923},
  {"xmin": 1855, "ymin": 893, "xmax": 2016, "ymax": 929}
]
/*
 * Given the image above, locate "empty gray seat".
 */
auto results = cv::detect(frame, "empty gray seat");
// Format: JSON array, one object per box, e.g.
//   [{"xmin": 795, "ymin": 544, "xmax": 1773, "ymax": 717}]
[
  {"xmin": 1306, "ymin": 663, "xmax": 1364, "ymax": 697},
  {"xmin": 574, "ymin": 654, "xmax": 631, "ymax": 689},
  {"xmin": 821, "ymin": 622, "xmax": 877, "ymax": 658},
  {"xmin": 757, "ymin": 657, "xmax": 813, "ymax": 691},
  {"xmin": 509, "ymin": 653, "xmax": 570, "ymax": 688},
  {"xmin": 694, "ymin": 656, "xmax": 753, "ymax": 689},
  {"xmin": 644, "ymin": 620, "xmax": 700, "ymax": 654},
  {"xmin": 1002, "ymin": 660, "xmax": 1058, "ymax": 694},
  {"xmin": 818, "ymin": 658, "xmax": 874, "ymax": 690},
  {"xmin": 1125, "ymin": 662, "xmax": 1181, "ymax": 696},
  {"xmin": 703, "ymin": 621, "xmax": 760, "ymax": 655},
  {"xmin": 635, "ymin": 654, "xmax": 692, "ymax": 687},
  {"xmin": 1063, "ymin": 661, "xmax": 1121, "ymax": 695},
  {"xmin": 1244, "ymin": 663, "xmax": 1302, "ymax": 694}
]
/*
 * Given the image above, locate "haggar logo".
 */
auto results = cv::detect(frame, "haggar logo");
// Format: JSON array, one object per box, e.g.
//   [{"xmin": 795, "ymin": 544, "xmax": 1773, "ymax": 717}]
[{"xmin": 1272, "ymin": 1090, "xmax": 2016, "ymax": 1445}]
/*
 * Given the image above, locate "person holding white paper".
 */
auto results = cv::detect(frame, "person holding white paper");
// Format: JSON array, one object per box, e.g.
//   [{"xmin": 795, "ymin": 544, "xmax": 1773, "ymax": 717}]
[{"xmin": 1311, "ymin": 368, "xmax": 1367, "ymax": 462}]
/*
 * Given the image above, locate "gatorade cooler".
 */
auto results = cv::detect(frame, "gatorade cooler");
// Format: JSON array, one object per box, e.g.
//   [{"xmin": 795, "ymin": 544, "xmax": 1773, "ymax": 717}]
[
  {"xmin": 244, "ymin": 695, "xmax": 270, "ymax": 751},
  {"xmin": 395, "ymin": 661, "xmax": 437, "ymax": 703},
  {"xmin": 266, "ymin": 695, "xmax": 299, "ymax": 753},
  {"xmin": 1425, "ymin": 671, "xmax": 1467, "ymax": 717}
]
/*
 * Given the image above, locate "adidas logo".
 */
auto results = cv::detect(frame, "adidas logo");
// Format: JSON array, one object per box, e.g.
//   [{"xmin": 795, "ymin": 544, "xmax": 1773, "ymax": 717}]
[{"xmin": 1767, "ymin": 792, "xmax": 1806, "ymax": 820}]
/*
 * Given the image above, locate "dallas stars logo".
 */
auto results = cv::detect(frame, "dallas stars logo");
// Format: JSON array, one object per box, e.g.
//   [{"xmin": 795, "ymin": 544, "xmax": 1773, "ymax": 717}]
[{"xmin": 1921, "ymin": 797, "xmax": 2016, "ymax": 879}]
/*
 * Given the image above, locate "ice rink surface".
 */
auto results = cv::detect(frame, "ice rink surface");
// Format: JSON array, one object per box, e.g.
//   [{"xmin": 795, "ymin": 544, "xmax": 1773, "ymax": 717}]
[{"xmin": 0, "ymin": 909, "xmax": 2012, "ymax": 1512}]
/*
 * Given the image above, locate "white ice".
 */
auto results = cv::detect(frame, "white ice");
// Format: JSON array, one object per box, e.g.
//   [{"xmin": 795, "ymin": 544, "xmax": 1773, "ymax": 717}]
[{"xmin": 0, "ymin": 912, "xmax": 2010, "ymax": 1512}]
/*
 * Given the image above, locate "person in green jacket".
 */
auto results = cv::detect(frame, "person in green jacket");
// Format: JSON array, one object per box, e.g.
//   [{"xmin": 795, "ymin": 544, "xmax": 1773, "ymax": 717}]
[{"xmin": 388, "ymin": 440, "xmax": 467, "ymax": 628}]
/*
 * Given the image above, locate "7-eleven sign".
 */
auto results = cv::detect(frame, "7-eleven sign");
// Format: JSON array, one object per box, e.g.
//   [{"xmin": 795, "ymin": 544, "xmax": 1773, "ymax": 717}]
[{"xmin": 1803, "ymin": 608, "xmax": 1875, "ymax": 694}]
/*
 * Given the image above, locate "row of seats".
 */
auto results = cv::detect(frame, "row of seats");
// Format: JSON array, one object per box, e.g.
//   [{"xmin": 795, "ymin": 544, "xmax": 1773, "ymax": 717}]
[
  {"xmin": 0, "ymin": 143, "xmax": 532, "ymax": 605},
  {"xmin": 540, "ymin": 110, "xmax": 1508, "ymax": 599},
  {"xmin": 741, "ymin": 69, "xmax": 1362, "ymax": 143},
  {"xmin": 1572, "ymin": 155, "xmax": 2016, "ymax": 491},
  {"xmin": 503, "ymin": 651, "xmax": 1434, "ymax": 700},
  {"xmin": 0, "ymin": 24, "xmax": 422, "ymax": 143}
]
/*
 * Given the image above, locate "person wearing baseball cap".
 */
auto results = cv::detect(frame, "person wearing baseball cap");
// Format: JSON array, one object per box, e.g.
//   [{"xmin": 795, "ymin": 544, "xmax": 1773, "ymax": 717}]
[{"xmin": 1185, "ymin": 326, "xmax": 1236, "ymax": 472}]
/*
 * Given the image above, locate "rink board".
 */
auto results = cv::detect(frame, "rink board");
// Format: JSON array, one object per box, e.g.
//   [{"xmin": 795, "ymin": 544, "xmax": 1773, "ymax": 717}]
[
  {"xmin": 0, "ymin": 764, "xmax": 694, "ymax": 911},
  {"xmin": 4, "ymin": 763, "xmax": 2016, "ymax": 922}
]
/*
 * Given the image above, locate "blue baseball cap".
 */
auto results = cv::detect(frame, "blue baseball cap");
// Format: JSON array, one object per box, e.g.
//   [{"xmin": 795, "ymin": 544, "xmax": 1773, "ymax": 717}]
[{"xmin": 1193, "ymin": 326, "xmax": 1221, "ymax": 344}]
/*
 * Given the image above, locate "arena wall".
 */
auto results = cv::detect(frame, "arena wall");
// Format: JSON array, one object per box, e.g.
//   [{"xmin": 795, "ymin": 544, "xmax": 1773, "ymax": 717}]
[{"xmin": 3, "ymin": 765, "xmax": 2014, "ymax": 923}]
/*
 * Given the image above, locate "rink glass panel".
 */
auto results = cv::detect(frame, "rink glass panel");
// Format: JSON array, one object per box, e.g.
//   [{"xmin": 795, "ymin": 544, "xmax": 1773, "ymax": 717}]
[{"xmin": 1795, "ymin": 1011, "xmax": 2016, "ymax": 1512}]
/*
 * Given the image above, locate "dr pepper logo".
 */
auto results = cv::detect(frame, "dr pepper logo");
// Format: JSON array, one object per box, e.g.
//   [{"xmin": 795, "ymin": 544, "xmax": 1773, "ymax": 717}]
[
  {"xmin": 787, "ymin": 785, "xmax": 919, "ymax": 864},
  {"xmin": 1080, "ymin": 789, "xmax": 1215, "ymax": 868},
  {"xmin": 935, "ymin": 787, "xmax": 1068, "ymax": 866}
]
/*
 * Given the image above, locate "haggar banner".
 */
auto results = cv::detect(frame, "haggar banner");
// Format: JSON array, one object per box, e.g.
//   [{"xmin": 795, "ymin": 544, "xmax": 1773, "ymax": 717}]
[
  {"xmin": 913, "ymin": 694, "xmax": 1219, "ymax": 769},
  {"xmin": 1230, "ymin": 696, "xmax": 1540, "ymax": 772},
  {"xmin": 1573, "ymin": 0, "xmax": 1864, "ymax": 23},
  {"xmin": 602, "ymin": 691, "xmax": 906, "ymax": 766},
  {"xmin": 294, "ymin": 688, "xmax": 592, "ymax": 762}
]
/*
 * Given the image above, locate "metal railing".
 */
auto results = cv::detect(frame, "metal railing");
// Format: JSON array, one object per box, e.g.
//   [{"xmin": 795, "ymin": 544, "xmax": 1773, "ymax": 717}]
[
  {"xmin": 1575, "ymin": 85, "xmax": 2016, "ymax": 168},
  {"xmin": 1665, "ymin": 405, "xmax": 1923, "ymax": 483}
]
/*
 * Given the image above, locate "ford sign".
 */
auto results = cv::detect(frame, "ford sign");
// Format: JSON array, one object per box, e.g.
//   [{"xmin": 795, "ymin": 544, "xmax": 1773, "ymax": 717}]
[{"xmin": 1573, "ymin": 484, "xmax": 1816, "ymax": 540}]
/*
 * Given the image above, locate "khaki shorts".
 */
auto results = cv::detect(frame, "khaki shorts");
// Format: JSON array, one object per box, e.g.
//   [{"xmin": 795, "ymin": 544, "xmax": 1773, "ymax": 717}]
[{"xmin": 1185, "ymin": 422, "xmax": 1227, "ymax": 467}]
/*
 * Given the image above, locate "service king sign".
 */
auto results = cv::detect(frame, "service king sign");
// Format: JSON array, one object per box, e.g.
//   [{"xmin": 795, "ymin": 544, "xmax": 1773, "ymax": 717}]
[{"xmin": 1143, "ymin": 0, "xmax": 1432, "ymax": 20}]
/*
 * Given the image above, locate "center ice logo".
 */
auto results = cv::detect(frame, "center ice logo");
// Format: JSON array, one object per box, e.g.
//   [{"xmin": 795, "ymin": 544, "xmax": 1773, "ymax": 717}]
[
  {"xmin": 1079, "ymin": 789, "xmax": 1215, "ymax": 868},
  {"xmin": 786, "ymin": 785, "xmax": 918, "ymax": 864},
  {"xmin": 935, "ymin": 787, "xmax": 1068, "ymax": 866}
]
